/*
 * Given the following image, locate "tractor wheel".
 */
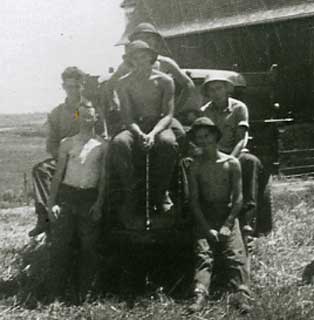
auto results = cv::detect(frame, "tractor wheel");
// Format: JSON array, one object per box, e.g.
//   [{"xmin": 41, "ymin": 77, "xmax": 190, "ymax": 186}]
[{"xmin": 255, "ymin": 175, "xmax": 273, "ymax": 236}]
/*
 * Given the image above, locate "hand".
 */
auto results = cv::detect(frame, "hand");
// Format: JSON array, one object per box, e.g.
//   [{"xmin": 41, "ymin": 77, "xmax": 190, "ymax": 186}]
[
  {"xmin": 219, "ymin": 225, "xmax": 232, "ymax": 241},
  {"xmin": 143, "ymin": 132, "xmax": 155, "ymax": 150},
  {"xmin": 208, "ymin": 229, "xmax": 219, "ymax": 242},
  {"xmin": 89, "ymin": 202, "xmax": 103, "ymax": 222},
  {"xmin": 138, "ymin": 132, "xmax": 148, "ymax": 150},
  {"xmin": 48, "ymin": 205, "xmax": 61, "ymax": 223}
]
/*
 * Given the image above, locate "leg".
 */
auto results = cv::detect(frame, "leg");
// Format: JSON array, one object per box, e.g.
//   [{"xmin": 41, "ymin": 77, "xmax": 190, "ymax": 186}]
[
  {"xmin": 47, "ymin": 202, "xmax": 75, "ymax": 300},
  {"xmin": 30, "ymin": 158, "xmax": 56, "ymax": 236},
  {"xmin": 78, "ymin": 198, "xmax": 101, "ymax": 299},
  {"xmin": 151, "ymin": 129, "xmax": 178, "ymax": 212},
  {"xmin": 110, "ymin": 130, "xmax": 140, "ymax": 227},
  {"xmin": 238, "ymin": 152, "xmax": 263, "ymax": 231},
  {"xmin": 220, "ymin": 219, "xmax": 252, "ymax": 313},
  {"xmin": 189, "ymin": 238, "xmax": 214, "ymax": 312}
]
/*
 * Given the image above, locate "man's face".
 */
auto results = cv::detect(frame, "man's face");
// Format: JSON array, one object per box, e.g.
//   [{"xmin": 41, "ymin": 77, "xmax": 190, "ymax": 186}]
[
  {"xmin": 78, "ymin": 106, "xmax": 96, "ymax": 127},
  {"xmin": 62, "ymin": 78, "xmax": 83, "ymax": 100},
  {"xmin": 206, "ymin": 81, "xmax": 229, "ymax": 104},
  {"xmin": 133, "ymin": 33, "xmax": 159, "ymax": 49},
  {"xmin": 194, "ymin": 127, "xmax": 217, "ymax": 149},
  {"xmin": 129, "ymin": 49, "xmax": 153, "ymax": 71}
]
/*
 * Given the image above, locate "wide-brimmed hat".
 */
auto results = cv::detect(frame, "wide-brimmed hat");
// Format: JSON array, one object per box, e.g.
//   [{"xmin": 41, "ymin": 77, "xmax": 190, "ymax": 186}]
[
  {"xmin": 189, "ymin": 117, "xmax": 222, "ymax": 142},
  {"xmin": 201, "ymin": 72, "xmax": 235, "ymax": 97},
  {"xmin": 129, "ymin": 23, "xmax": 161, "ymax": 41},
  {"xmin": 123, "ymin": 40, "xmax": 158, "ymax": 63}
]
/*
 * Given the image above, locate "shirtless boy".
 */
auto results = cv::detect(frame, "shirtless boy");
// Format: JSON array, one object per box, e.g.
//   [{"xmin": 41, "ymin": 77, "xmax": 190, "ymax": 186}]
[
  {"xmin": 187, "ymin": 117, "xmax": 251, "ymax": 313},
  {"xmin": 111, "ymin": 40, "xmax": 179, "ymax": 227},
  {"xmin": 47, "ymin": 104, "xmax": 108, "ymax": 300}
]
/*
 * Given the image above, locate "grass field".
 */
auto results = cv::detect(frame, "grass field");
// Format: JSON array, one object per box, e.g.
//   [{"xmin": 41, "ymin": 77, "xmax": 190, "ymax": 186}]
[
  {"xmin": 1, "ymin": 113, "xmax": 314, "ymax": 319},
  {"xmin": 0, "ymin": 180, "xmax": 313, "ymax": 319},
  {"xmin": 0, "ymin": 114, "xmax": 47, "ymax": 207}
]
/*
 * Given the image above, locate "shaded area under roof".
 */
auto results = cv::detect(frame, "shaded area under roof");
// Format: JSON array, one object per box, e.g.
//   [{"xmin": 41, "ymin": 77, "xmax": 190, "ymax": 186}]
[{"xmin": 118, "ymin": 0, "xmax": 314, "ymax": 44}]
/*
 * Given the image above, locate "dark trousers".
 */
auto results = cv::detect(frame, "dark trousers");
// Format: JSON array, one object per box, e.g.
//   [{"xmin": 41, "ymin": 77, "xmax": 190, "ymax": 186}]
[
  {"xmin": 47, "ymin": 184, "xmax": 100, "ymax": 300},
  {"xmin": 32, "ymin": 158, "xmax": 56, "ymax": 222},
  {"xmin": 110, "ymin": 125, "xmax": 181, "ymax": 207},
  {"xmin": 193, "ymin": 219, "xmax": 250, "ymax": 296},
  {"xmin": 238, "ymin": 152, "xmax": 263, "ymax": 227}
]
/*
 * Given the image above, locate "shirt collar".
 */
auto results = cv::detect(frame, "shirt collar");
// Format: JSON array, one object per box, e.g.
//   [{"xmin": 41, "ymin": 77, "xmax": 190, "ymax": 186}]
[{"xmin": 211, "ymin": 97, "xmax": 232, "ymax": 113}]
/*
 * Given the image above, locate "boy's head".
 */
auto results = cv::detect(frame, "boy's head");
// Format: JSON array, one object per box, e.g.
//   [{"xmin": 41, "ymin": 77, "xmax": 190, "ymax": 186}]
[
  {"xmin": 123, "ymin": 40, "xmax": 158, "ymax": 70},
  {"xmin": 61, "ymin": 66, "xmax": 85, "ymax": 100},
  {"xmin": 129, "ymin": 23, "xmax": 162, "ymax": 50},
  {"xmin": 189, "ymin": 117, "xmax": 222, "ymax": 148},
  {"xmin": 77, "ymin": 105, "xmax": 97, "ymax": 127},
  {"xmin": 201, "ymin": 74, "xmax": 234, "ymax": 104}
]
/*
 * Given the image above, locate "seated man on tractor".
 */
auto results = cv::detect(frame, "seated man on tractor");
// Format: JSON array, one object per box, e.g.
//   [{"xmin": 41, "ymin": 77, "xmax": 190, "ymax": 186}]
[
  {"xmin": 29, "ymin": 67, "xmax": 105, "ymax": 237},
  {"xmin": 108, "ymin": 22, "xmax": 195, "ymax": 113},
  {"xmin": 47, "ymin": 104, "xmax": 108, "ymax": 301},
  {"xmin": 110, "ymin": 40, "xmax": 183, "ymax": 229},
  {"xmin": 187, "ymin": 117, "xmax": 251, "ymax": 313},
  {"xmin": 200, "ymin": 73, "xmax": 263, "ymax": 235}
]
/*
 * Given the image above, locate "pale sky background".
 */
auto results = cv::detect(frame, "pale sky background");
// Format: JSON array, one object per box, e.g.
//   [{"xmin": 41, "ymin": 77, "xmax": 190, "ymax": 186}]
[{"xmin": 0, "ymin": 0, "xmax": 125, "ymax": 114}]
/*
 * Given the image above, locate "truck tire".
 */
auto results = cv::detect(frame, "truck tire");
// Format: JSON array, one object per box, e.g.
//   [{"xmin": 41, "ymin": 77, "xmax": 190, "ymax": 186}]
[{"xmin": 256, "ymin": 175, "xmax": 273, "ymax": 236}]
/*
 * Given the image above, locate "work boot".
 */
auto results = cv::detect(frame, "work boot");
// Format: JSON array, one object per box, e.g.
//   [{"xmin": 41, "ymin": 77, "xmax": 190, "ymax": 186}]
[
  {"xmin": 188, "ymin": 289, "xmax": 207, "ymax": 313},
  {"xmin": 29, "ymin": 205, "xmax": 49, "ymax": 237}
]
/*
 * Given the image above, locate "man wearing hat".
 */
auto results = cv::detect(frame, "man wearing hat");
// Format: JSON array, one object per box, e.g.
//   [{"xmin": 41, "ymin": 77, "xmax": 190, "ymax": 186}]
[
  {"xmin": 110, "ymin": 40, "xmax": 179, "ymax": 227},
  {"xmin": 187, "ymin": 117, "xmax": 251, "ymax": 313},
  {"xmin": 29, "ymin": 67, "xmax": 105, "ymax": 237},
  {"xmin": 200, "ymin": 73, "xmax": 263, "ymax": 234},
  {"xmin": 108, "ymin": 22, "xmax": 195, "ymax": 112}
]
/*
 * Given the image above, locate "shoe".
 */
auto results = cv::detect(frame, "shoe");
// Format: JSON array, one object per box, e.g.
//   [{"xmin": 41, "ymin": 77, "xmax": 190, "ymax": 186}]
[
  {"xmin": 28, "ymin": 217, "xmax": 49, "ymax": 237},
  {"xmin": 188, "ymin": 289, "xmax": 207, "ymax": 313}
]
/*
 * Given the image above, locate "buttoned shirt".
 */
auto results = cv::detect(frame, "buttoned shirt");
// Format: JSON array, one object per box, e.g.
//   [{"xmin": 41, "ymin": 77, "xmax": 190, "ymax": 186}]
[
  {"xmin": 201, "ymin": 97, "xmax": 249, "ymax": 154},
  {"xmin": 46, "ymin": 98, "xmax": 104, "ymax": 158}
]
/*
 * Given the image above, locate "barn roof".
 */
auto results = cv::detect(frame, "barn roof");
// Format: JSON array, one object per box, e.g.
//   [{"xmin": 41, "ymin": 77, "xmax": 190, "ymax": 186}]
[{"xmin": 118, "ymin": 0, "xmax": 314, "ymax": 44}]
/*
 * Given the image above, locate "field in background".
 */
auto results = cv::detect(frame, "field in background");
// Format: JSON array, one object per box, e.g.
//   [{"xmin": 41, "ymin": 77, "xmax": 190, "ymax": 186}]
[{"xmin": 0, "ymin": 114, "xmax": 47, "ymax": 207}]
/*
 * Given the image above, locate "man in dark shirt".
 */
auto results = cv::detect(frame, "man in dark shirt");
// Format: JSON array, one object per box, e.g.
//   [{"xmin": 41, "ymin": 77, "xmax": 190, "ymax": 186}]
[{"xmin": 29, "ymin": 66, "xmax": 104, "ymax": 237}]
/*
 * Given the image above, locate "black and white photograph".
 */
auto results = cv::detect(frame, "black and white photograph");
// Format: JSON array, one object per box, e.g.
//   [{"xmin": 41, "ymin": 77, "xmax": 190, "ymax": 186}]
[{"xmin": 1, "ymin": 0, "xmax": 314, "ymax": 319}]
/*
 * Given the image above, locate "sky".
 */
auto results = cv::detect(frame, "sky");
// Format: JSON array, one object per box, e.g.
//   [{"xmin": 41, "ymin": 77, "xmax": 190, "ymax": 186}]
[{"xmin": 0, "ymin": 0, "xmax": 125, "ymax": 114}]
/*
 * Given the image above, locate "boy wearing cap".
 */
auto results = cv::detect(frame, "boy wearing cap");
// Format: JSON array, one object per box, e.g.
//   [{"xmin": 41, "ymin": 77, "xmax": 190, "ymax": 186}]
[
  {"xmin": 108, "ymin": 22, "xmax": 194, "ymax": 112},
  {"xmin": 30, "ymin": 67, "xmax": 105, "ymax": 237},
  {"xmin": 110, "ymin": 40, "xmax": 178, "ymax": 228},
  {"xmin": 187, "ymin": 117, "xmax": 251, "ymax": 313},
  {"xmin": 200, "ymin": 74, "xmax": 263, "ymax": 234},
  {"xmin": 47, "ymin": 104, "xmax": 108, "ymax": 300}
]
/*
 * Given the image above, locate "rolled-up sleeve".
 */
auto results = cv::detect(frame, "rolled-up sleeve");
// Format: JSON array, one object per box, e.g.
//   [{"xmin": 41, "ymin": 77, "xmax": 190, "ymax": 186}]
[{"xmin": 237, "ymin": 104, "xmax": 249, "ymax": 129}]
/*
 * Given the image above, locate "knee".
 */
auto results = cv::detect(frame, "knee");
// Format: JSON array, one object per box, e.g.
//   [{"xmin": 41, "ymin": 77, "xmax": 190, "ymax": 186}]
[
  {"xmin": 111, "ymin": 131, "xmax": 133, "ymax": 152},
  {"xmin": 239, "ymin": 152, "xmax": 262, "ymax": 170},
  {"xmin": 156, "ymin": 130, "xmax": 177, "ymax": 151}
]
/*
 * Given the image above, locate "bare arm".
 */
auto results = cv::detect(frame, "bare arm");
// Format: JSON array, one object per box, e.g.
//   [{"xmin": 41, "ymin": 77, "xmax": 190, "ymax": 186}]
[
  {"xmin": 48, "ymin": 138, "xmax": 71, "ymax": 209},
  {"xmin": 188, "ymin": 163, "xmax": 211, "ymax": 234},
  {"xmin": 231, "ymin": 104, "xmax": 249, "ymax": 158},
  {"xmin": 161, "ymin": 57, "xmax": 195, "ymax": 110},
  {"xmin": 95, "ymin": 142, "xmax": 109, "ymax": 207},
  {"xmin": 231, "ymin": 127, "xmax": 249, "ymax": 158},
  {"xmin": 223, "ymin": 158, "xmax": 243, "ymax": 229},
  {"xmin": 149, "ymin": 76, "xmax": 175, "ymax": 137}
]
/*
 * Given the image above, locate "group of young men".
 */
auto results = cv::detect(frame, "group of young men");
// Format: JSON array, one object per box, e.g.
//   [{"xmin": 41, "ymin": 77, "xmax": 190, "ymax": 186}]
[{"xmin": 29, "ymin": 23, "xmax": 264, "ymax": 313}]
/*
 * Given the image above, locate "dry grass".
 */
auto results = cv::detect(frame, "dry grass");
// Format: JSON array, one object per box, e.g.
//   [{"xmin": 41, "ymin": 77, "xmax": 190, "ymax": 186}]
[{"xmin": 0, "ymin": 179, "xmax": 314, "ymax": 319}]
